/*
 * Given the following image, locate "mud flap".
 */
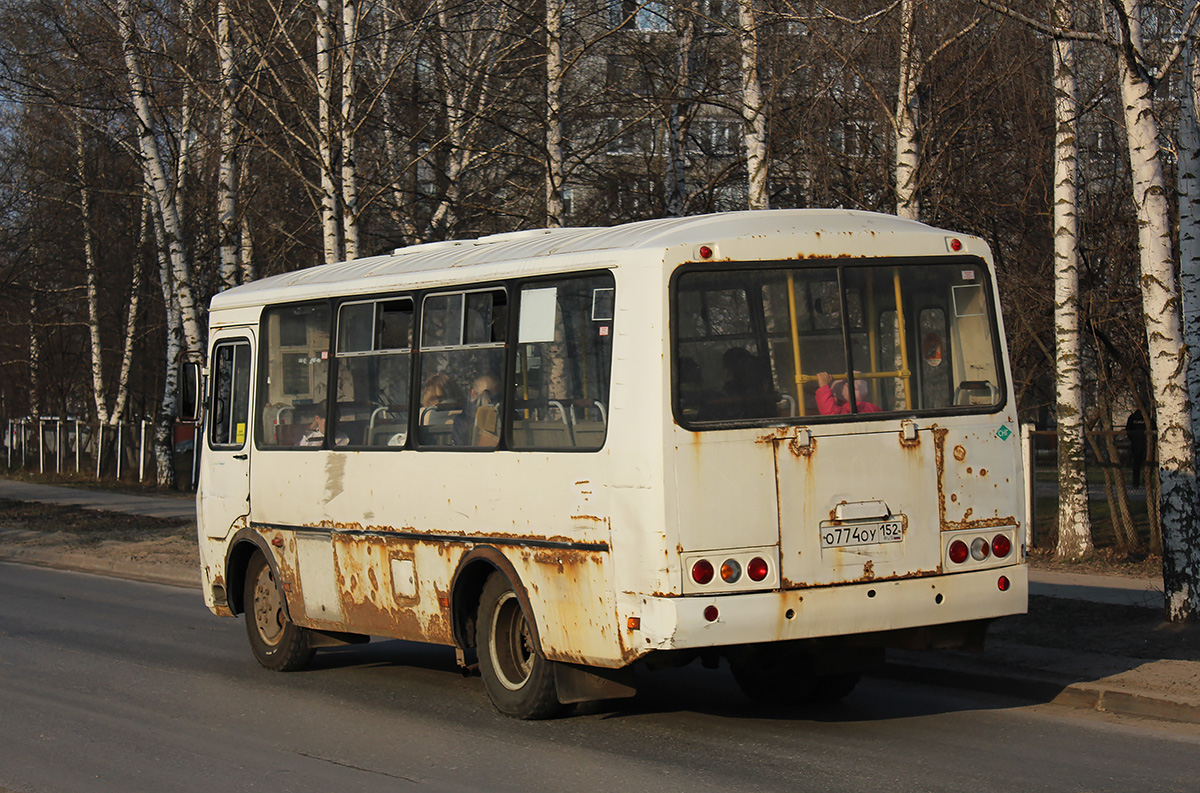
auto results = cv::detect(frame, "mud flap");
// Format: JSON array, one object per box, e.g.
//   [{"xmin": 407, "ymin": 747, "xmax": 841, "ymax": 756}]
[{"xmin": 554, "ymin": 662, "xmax": 637, "ymax": 705}]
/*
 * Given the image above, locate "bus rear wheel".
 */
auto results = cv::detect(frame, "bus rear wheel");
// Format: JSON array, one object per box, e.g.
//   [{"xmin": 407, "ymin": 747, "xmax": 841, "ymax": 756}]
[
  {"xmin": 731, "ymin": 650, "xmax": 860, "ymax": 706},
  {"xmin": 476, "ymin": 572, "xmax": 561, "ymax": 719},
  {"xmin": 244, "ymin": 550, "xmax": 314, "ymax": 672}
]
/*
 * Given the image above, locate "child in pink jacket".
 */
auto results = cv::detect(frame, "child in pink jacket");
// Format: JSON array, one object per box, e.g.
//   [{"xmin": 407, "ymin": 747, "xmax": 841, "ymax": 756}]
[{"xmin": 816, "ymin": 371, "xmax": 880, "ymax": 415}]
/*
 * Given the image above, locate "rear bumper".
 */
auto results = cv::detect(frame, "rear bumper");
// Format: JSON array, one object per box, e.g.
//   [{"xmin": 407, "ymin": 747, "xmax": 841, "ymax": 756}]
[{"xmin": 631, "ymin": 564, "xmax": 1027, "ymax": 656}]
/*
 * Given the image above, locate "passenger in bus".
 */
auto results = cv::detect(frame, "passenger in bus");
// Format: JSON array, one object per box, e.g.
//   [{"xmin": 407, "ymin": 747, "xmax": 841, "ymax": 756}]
[
  {"xmin": 420, "ymin": 373, "xmax": 460, "ymax": 414},
  {"xmin": 816, "ymin": 372, "xmax": 880, "ymax": 415},
  {"xmin": 454, "ymin": 373, "xmax": 502, "ymax": 446},
  {"xmin": 298, "ymin": 403, "xmax": 349, "ymax": 446},
  {"xmin": 708, "ymin": 347, "xmax": 776, "ymax": 420}
]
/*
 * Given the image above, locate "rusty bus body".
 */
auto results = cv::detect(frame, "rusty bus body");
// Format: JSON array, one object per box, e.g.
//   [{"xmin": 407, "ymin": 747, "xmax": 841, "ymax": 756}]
[{"xmin": 195, "ymin": 209, "xmax": 1028, "ymax": 717}]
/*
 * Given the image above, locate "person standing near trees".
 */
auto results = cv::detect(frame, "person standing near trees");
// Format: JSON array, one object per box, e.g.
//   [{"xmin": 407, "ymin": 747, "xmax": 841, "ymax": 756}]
[{"xmin": 1125, "ymin": 410, "xmax": 1148, "ymax": 490}]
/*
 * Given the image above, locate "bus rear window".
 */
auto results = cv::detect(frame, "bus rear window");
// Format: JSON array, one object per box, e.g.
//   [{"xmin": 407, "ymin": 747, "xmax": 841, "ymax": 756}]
[{"xmin": 673, "ymin": 261, "xmax": 1003, "ymax": 426}]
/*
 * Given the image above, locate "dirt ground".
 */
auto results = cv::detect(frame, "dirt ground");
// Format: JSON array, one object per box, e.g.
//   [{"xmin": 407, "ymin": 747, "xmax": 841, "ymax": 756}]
[
  {"xmin": 2, "ymin": 496, "xmax": 1198, "ymax": 663},
  {"xmin": 0, "ymin": 498, "xmax": 198, "ymax": 571}
]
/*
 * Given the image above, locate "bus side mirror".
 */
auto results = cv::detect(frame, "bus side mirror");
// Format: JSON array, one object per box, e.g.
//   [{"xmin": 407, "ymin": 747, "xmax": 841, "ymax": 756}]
[{"xmin": 180, "ymin": 362, "xmax": 202, "ymax": 422}]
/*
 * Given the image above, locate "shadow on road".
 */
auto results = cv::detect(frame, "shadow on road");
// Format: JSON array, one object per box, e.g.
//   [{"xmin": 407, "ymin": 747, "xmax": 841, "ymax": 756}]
[{"xmin": 293, "ymin": 638, "xmax": 1047, "ymax": 724}]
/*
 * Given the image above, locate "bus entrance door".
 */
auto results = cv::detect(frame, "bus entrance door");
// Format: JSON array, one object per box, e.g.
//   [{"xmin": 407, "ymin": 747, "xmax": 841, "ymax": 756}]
[{"xmin": 199, "ymin": 329, "xmax": 255, "ymax": 540}]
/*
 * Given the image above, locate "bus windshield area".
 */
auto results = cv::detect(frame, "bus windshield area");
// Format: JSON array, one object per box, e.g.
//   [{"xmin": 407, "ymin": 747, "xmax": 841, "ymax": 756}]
[{"xmin": 673, "ymin": 260, "xmax": 1003, "ymax": 426}]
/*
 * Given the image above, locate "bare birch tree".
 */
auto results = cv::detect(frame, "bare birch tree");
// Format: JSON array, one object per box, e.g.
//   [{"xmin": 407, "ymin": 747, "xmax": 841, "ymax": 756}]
[
  {"xmin": 545, "ymin": 0, "xmax": 566, "ymax": 227},
  {"xmin": 118, "ymin": 0, "xmax": 203, "ymax": 359},
  {"xmin": 894, "ymin": 0, "xmax": 920, "ymax": 219},
  {"xmin": 737, "ymin": 0, "xmax": 769, "ymax": 209},
  {"xmin": 1114, "ymin": 0, "xmax": 1200, "ymax": 619},
  {"xmin": 317, "ymin": 0, "xmax": 341, "ymax": 261},
  {"xmin": 76, "ymin": 116, "xmax": 109, "ymax": 426},
  {"xmin": 976, "ymin": 0, "xmax": 1200, "ymax": 621},
  {"xmin": 217, "ymin": 0, "xmax": 240, "ymax": 290},
  {"xmin": 341, "ymin": 0, "xmax": 360, "ymax": 259},
  {"xmin": 666, "ymin": 0, "xmax": 696, "ymax": 218},
  {"xmin": 1181, "ymin": 30, "xmax": 1200, "ymax": 465},
  {"xmin": 1051, "ymin": 0, "xmax": 1091, "ymax": 559}
]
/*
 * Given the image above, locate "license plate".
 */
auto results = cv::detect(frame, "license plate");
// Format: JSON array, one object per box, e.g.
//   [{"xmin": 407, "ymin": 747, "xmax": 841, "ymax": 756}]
[{"xmin": 820, "ymin": 520, "xmax": 904, "ymax": 549}]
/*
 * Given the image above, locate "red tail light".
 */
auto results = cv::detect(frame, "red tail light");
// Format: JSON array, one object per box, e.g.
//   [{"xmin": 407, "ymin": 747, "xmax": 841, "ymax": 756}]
[
  {"xmin": 692, "ymin": 559, "xmax": 714, "ymax": 585},
  {"xmin": 998, "ymin": 576, "xmax": 1011, "ymax": 592},
  {"xmin": 948, "ymin": 540, "xmax": 969, "ymax": 564},
  {"xmin": 992, "ymin": 534, "xmax": 1012, "ymax": 558},
  {"xmin": 747, "ymin": 557, "xmax": 769, "ymax": 582}
]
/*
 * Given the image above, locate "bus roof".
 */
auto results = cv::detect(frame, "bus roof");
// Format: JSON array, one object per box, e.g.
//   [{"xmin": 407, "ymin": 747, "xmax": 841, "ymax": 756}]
[{"xmin": 210, "ymin": 209, "xmax": 949, "ymax": 311}]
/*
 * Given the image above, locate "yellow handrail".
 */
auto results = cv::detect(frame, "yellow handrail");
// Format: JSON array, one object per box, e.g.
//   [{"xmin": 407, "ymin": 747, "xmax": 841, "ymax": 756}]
[
  {"xmin": 892, "ymin": 267, "xmax": 913, "ymax": 409},
  {"xmin": 786, "ymin": 273, "xmax": 806, "ymax": 417}
]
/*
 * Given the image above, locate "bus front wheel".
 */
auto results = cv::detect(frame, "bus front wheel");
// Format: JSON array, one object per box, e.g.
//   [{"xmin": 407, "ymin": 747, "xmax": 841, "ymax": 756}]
[
  {"xmin": 476, "ymin": 572, "xmax": 561, "ymax": 719},
  {"xmin": 244, "ymin": 550, "xmax": 314, "ymax": 672}
]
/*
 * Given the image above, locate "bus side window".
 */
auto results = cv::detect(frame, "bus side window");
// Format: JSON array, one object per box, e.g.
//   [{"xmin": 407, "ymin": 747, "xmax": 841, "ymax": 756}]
[
  {"xmin": 210, "ymin": 341, "xmax": 251, "ymax": 448},
  {"xmin": 511, "ymin": 274, "xmax": 615, "ymax": 451},
  {"xmin": 418, "ymin": 289, "xmax": 507, "ymax": 449},
  {"xmin": 335, "ymin": 298, "xmax": 413, "ymax": 447},
  {"xmin": 258, "ymin": 303, "xmax": 332, "ymax": 448}
]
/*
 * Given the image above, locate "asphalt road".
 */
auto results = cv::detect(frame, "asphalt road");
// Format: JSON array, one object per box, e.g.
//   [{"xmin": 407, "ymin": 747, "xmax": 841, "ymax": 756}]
[{"xmin": 2, "ymin": 563, "xmax": 1199, "ymax": 793}]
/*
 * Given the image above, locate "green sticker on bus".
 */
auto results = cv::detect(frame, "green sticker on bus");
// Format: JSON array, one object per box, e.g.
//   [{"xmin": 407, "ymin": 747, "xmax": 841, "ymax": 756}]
[{"xmin": 995, "ymin": 424, "xmax": 1012, "ymax": 441}]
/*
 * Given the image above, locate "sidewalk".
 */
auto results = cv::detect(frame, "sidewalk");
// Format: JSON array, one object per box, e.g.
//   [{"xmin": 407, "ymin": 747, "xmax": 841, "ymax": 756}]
[
  {"xmin": 0, "ymin": 478, "xmax": 195, "ymax": 521},
  {"xmin": 2, "ymin": 477, "xmax": 1198, "ymax": 724}
]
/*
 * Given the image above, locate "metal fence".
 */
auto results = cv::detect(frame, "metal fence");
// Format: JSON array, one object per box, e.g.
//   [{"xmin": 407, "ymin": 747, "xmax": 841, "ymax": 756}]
[{"xmin": 2, "ymin": 417, "xmax": 198, "ymax": 489}]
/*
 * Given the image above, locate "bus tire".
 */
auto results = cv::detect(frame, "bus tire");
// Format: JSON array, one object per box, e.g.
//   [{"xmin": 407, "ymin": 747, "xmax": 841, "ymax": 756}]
[
  {"xmin": 730, "ymin": 650, "xmax": 817, "ymax": 707},
  {"xmin": 809, "ymin": 672, "xmax": 861, "ymax": 704},
  {"xmin": 476, "ymin": 572, "xmax": 561, "ymax": 719},
  {"xmin": 244, "ymin": 550, "xmax": 314, "ymax": 672}
]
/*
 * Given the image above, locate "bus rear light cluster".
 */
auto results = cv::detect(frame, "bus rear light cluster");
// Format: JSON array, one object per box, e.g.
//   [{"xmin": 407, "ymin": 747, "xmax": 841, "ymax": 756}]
[
  {"xmin": 690, "ymin": 555, "xmax": 770, "ymax": 586},
  {"xmin": 948, "ymin": 533, "xmax": 1014, "ymax": 566}
]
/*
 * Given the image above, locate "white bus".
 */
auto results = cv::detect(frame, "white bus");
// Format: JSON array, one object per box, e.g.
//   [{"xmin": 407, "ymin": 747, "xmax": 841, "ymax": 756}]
[{"xmin": 192, "ymin": 209, "xmax": 1027, "ymax": 718}]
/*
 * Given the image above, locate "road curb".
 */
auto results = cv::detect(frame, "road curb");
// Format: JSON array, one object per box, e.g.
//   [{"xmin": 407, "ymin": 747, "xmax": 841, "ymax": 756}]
[{"xmin": 882, "ymin": 658, "xmax": 1200, "ymax": 725}]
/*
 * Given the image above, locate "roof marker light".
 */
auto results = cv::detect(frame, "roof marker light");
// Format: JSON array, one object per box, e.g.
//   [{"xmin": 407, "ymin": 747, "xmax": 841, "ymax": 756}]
[{"xmin": 698, "ymin": 245, "xmax": 713, "ymax": 259}]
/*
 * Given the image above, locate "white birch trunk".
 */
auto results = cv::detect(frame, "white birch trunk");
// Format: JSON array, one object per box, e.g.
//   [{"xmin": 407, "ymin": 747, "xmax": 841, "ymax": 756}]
[
  {"xmin": 111, "ymin": 202, "xmax": 146, "ymax": 427},
  {"xmin": 895, "ymin": 0, "xmax": 920, "ymax": 220},
  {"xmin": 1118, "ymin": 0, "xmax": 1200, "ymax": 621},
  {"xmin": 77, "ymin": 118, "xmax": 108, "ymax": 426},
  {"xmin": 1181, "ymin": 34, "xmax": 1200, "ymax": 466},
  {"xmin": 430, "ymin": 0, "xmax": 464, "ymax": 234},
  {"xmin": 28, "ymin": 291, "xmax": 41, "ymax": 418},
  {"xmin": 240, "ymin": 213, "xmax": 257, "ymax": 282},
  {"xmin": 737, "ymin": 0, "xmax": 769, "ymax": 210},
  {"xmin": 150, "ymin": 202, "xmax": 181, "ymax": 490},
  {"xmin": 667, "ymin": 1, "xmax": 695, "ymax": 218},
  {"xmin": 119, "ymin": 0, "xmax": 203, "ymax": 358},
  {"xmin": 341, "ymin": 0, "xmax": 359, "ymax": 259},
  {"xmin": 317, "ymin": 0, "xmax": 341, "ymax": 262},
  {"xmin": 217, "ymin": 0, "xmax": 239, "ymax": 290},
  {"xmin": 175, "ymin": 0, "xmax": 198, "ymax": 231},
  {"xmin": 1051, "ymin": 2, "xmax": 1092, "ymax": 559},
  {"xmin": 545, "ymin": 0, "xmax": 565, "ymax": 228}
]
